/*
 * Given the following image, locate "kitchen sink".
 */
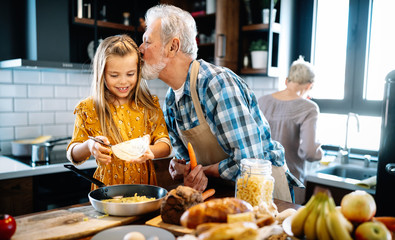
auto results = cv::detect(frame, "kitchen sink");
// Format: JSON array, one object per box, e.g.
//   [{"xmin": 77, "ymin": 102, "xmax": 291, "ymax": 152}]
[{"xmin": 316, "ymin": 165, "xmax": 377, "ymax": 181}]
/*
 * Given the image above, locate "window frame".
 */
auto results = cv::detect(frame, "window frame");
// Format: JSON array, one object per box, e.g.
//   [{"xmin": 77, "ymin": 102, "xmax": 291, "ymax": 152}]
[{"xmin": 311, "ymin": 0, "xmax": 382, "ymax": 117}]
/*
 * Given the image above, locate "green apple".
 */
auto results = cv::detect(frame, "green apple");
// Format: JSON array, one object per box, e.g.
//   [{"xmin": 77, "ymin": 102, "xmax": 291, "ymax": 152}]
[
  {"xmin": 341, "ymin": 190, "xmax": 376, "ymax": 222},
  {"xmin": 355, "ymin": 221, "xmax": 392, "ymax": 240}
]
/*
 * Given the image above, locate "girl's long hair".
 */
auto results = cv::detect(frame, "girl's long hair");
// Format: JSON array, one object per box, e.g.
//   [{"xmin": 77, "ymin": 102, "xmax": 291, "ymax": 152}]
[{"xmin": 91, "ymin": 34, "xmax": 158, "ymax": 144}]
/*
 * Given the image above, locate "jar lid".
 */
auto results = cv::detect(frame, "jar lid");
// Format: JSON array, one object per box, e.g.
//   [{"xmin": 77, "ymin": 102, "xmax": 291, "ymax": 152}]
[{"xmin": 240, "ymin": 158, "xmax": 272, "ymax": 175}]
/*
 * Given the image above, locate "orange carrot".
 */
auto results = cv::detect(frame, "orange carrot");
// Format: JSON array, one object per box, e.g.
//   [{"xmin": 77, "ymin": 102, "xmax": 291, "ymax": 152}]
[
  {"xmin": 188, "ymin": 142, "xmax": 197, "ymax": 170},
  {"xmin": 373, "ymin": 216, "xmax": 395, "ymax": 231},
  {"xmin": 202, "ymin": 188, "xmax": 215, "ymax": 201}
]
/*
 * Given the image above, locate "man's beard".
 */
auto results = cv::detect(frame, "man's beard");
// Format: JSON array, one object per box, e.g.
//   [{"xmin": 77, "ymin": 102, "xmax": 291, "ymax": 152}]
[{"xmin": 141, "ymin": 59, "xmax": 166, "ymax": 80}]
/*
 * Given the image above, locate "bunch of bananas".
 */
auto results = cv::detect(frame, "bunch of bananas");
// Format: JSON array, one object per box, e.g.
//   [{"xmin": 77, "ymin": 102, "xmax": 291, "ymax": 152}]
[{"xmin": 291, "ymin": 191, "xmax": 353, "ymax": 240}]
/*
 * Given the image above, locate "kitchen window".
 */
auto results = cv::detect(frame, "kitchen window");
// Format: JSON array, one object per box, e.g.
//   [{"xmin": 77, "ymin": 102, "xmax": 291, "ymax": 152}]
[{"xmin": 310, "ymin": 0, "xmax": 394, "ymax": 151}]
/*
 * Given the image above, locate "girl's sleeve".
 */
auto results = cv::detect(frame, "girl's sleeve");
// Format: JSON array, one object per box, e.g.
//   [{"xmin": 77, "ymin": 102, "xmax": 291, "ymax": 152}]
[{"xmin": 66, "ymin": 100, "xmax": 96, "ymax": 164}]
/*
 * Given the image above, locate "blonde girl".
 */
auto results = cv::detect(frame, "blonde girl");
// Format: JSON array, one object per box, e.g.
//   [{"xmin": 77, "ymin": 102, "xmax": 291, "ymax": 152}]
[{"xmin": 67, "ymin": 34, "xmax": 171, "ymax": 190}]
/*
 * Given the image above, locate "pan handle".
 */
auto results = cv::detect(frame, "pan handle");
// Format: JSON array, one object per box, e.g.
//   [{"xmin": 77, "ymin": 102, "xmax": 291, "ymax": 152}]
[{"xmin": 64, "ymin": 164, "xmax": 106, "ymax": 188}]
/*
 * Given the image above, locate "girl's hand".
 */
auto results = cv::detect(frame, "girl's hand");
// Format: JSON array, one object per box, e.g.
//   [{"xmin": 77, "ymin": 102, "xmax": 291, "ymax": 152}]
[
  {"xmin": 122, "ymin": 146, "xmax": 155, "ymax": 164},
  {"xmin": 88, "ymin": 136, "xmax": 112, "ymax": 165}
]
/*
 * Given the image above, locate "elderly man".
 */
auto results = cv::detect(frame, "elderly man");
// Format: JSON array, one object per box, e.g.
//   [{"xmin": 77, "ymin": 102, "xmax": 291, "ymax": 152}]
[{"xmin": 139, "ymin": 4, "xmax": 302, "ymax": 202}]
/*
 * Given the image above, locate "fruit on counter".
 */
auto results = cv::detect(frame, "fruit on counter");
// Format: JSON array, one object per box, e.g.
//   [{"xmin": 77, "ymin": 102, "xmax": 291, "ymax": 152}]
[
  {"xmin": 0, "ymin": 214, "xmax": 17, "ymax": 240},
  {"xmin": 341, "ymin": 190, "xmax": 377, "ymax": 223},
  {"xmin": 354, "ymin": 221, "xmax": 392, "ymax": 240},
  {"xmin": 290, "ymin": 193, "xmax": 318, "ymax": 237},
  {"xmin": 325, "ymin": 196, "xmax": 353, "ymax": 240},
  {"xmin": 373, "ymin": 216, "xmax": 395, "ymax": 232},
  {"xmin": 303, "ymin": 194, "xmax": 322, "ymax": 240},
  {"xmin": 291, "ymin": 188, "xmax": 353, "ymax": 240},
  {"xmin": 316, "ymin": 200, "xmax": 331, "ymax": 240}
]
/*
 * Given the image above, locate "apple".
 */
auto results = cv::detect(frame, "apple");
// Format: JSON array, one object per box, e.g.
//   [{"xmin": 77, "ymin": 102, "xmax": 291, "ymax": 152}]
[
  {"xmin": 0, "ymin": 214, "xmax": 17, "ymax": 240},
  {"xmin": 341, "ymin": 190, "xmax": 376, "ymax": 222},
  {"xmin": 355, "ymin": 221, "xmax": 392, "ymax": 240}
]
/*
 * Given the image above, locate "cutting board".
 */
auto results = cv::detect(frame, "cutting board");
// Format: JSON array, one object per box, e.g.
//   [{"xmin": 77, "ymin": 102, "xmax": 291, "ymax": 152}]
[
  {"xmin": 12, "ymin": 205, "xmax": 140, "ymax": 240},
  {"xmin": 145, "ymin": 215, "xmax": 194, "ymax": 236}
]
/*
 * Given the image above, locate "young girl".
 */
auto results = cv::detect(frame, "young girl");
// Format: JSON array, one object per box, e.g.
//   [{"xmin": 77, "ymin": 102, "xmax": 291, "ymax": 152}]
[{"xmin": 67, "ymin": 34, "xmax": 171, "ymax": 190}]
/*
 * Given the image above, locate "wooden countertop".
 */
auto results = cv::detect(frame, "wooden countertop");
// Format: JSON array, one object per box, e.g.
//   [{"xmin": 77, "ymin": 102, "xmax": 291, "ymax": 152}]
[
  {"xmin": 12, "ymin": 158, "xmax": 301, "ymax": 239},
  {"xmin": 14, "ymin": 181, "xmax": 300, "ymax": 240}
]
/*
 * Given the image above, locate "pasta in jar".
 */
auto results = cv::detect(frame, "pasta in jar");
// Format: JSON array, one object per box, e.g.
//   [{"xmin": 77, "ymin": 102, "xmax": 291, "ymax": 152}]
[{"xmin": 235, "ymin": 159, "xmax": 274, "ymax": 207}]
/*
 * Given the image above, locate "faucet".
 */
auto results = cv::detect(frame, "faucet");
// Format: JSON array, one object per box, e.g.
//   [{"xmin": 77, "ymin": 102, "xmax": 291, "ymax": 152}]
[
  {"xmin": 364, "ymin": 154, "xmax": 372, "ymax": 168},
  {"xmin": 340, "ymin": 112, "xmax": 360, "ymax": 164}
]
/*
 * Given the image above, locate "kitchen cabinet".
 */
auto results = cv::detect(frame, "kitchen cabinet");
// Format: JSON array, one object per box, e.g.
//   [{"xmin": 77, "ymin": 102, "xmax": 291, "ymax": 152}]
[
  {"xmin": 0, "ymin": 169, "xmax": 95, "ymax": 216},
  {"xmin": 239, "ymin": 0, "xmax": 281, "ymax": 76},
  {"xmin": 69, "ymin": 0, "xmax": 157, "ymax": 64},
  {"xmin": 215, "ymin": 0, "xmax": 240, "ymax": 72}
]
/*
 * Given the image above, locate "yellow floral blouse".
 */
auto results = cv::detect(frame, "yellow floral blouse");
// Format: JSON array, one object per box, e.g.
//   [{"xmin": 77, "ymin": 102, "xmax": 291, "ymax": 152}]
[{"xmin": 67, "ymin": 96, "xmax": 170, "ymax": 190}]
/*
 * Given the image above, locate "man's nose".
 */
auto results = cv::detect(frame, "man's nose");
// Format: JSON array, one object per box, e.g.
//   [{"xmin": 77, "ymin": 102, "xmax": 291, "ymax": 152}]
[{"xmin": 139, "ymin": 43, "xmax": 145, "ymax": 54}]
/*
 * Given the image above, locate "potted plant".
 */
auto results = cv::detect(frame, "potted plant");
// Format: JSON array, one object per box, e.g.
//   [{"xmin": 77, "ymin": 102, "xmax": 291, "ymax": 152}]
[{"xmin": 250, "ymin": 39, "xmax": 268, "ymax": 69}]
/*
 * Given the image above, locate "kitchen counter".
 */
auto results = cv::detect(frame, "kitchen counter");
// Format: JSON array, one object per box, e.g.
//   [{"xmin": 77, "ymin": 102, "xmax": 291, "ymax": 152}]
[
  {"xmin": 0, "ymin": 155, "xmax": 97, "ymax": 181},
  {"xmin": 13, "ymin": 194, "xmax": 300, "ymax": 240}
]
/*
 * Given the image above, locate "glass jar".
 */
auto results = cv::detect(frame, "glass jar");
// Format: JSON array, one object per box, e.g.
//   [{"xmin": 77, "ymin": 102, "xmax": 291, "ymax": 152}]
[{"xmin": 235, "ymin": 158, "xmax": 274, "ymax": 207}]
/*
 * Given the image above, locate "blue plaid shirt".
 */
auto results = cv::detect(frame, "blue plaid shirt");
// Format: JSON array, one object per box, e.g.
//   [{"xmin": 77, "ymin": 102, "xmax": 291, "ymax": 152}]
[{"xmin": 163, "ymin": 60, "xmax": 302, "ymax": 187}]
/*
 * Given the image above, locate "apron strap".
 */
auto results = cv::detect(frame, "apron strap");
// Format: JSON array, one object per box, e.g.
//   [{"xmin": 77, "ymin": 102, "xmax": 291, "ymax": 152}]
[{"xmin": 189, "ymin": 61, "xmax": 206, "ymax": 124}]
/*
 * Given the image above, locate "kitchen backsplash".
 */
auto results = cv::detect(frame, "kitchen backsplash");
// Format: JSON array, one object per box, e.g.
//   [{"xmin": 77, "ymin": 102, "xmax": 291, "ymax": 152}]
[{"xmin": 0, "ymin": 68, "xmax": 279, "ymax": 155}]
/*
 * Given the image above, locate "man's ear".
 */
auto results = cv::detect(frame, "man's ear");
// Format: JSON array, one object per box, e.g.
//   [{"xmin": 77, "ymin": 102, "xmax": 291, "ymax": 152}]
[{"xmin": 168, "ymin": 38, "xmax": 180, "ymax": 57}]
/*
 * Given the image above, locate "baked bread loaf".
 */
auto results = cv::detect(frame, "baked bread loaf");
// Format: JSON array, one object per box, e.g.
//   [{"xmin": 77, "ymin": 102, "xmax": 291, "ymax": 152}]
[
  {"xmin": 180, "ymin": 197, "xmax": 253, "ymax": 229},
  {"xmin": 160, "ymin": 185, "xmax": 203, "ymax": 225},
  {"xmin": 197, "ymin": 222, "xmax": 258, "ymax": 240}
]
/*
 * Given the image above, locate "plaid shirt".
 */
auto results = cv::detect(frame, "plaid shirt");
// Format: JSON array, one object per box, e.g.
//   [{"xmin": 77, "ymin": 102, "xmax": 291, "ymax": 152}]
[{"xmin": 163, "ymin": 60, "xmax": 303, "ymax": 188}]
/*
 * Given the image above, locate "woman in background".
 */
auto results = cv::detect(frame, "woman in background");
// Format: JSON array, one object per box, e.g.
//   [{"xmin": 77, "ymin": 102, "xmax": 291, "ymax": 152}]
[
  {"xmin": 67, "ymin": 34, "xmax": 171, "ymax": 190},
  {"xmin": 258, "ymin": 56, "xmax": 323, "ymax": 204}
]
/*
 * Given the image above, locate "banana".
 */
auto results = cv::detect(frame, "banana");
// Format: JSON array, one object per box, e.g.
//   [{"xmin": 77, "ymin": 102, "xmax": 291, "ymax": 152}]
[
  {"xmin": 333, "ymin": 199, "xmax": 353, "ymax": 233},
  {"xmin": 325, "ymin": 196, "xmax": 353, "ymax": 240},
  {"xmin": 304, "ymin": 194, "xmax": 322, "ymax": 240},
  {"xmin": 316, "ymin": 197, "xmax": 332, "ymax": 240},
  {"xmin": 291, "ymin": 194, "xmax": 317, "ymax": 237}
]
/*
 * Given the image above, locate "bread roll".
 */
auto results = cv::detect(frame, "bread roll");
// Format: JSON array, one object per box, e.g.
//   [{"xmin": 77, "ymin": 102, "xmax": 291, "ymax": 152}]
[
  {"xmin": 197, "ymin": 222, "xmax": 258, "ymax": 240},
  {"xmin": 180, "ymin": 197, "xmax": 253, "ymax": 229},
  {"xmin": 160, "ymin": 185, "xmax": 203, "ymax": 225}
]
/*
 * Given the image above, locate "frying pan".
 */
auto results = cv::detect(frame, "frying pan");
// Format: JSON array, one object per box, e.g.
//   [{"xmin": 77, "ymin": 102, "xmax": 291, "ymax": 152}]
[{"xmin": 64, "ymin": 164, "xmax": 168, "ymax": 216}]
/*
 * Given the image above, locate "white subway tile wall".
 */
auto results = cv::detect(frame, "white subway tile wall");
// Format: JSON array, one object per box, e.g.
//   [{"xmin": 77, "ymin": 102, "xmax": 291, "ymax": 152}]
[{"xmin": 0, "ymin": 68, "xmax": 278, "ymax": 154}]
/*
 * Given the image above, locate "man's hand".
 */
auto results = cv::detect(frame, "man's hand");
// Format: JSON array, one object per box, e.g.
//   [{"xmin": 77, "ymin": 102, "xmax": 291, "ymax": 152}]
[
  {"xmin": 169, "ymin": 158, "xmax": 187, "ymax": 180},
  {"xmin": 183, "ymin": 164, "xmax": 208, "ymax": 192}
]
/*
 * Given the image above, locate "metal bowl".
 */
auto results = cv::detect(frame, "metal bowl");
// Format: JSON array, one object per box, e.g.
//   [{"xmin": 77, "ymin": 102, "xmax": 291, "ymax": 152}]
[{"xmin": 89, "ymin": 184, "xmax": 168, "ymax": 216}]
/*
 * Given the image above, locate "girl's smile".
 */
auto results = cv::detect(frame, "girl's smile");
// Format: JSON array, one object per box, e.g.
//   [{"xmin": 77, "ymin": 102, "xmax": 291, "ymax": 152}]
[{"xmin": 105, "ymin": 53, "xmax": 138, "ymax": 105}]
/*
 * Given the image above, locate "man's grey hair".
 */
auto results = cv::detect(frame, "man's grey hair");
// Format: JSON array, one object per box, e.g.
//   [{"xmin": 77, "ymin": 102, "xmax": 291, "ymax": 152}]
[{"xmin": 145, "ymin": 4, "xmax": 198, "ymax": 59}]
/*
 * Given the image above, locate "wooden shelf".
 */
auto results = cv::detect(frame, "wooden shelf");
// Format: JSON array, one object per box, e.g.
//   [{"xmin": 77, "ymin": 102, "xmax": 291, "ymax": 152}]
[
  {"xmin": 198, "ymin": 43, "xmax": 215, "ymax": 47},
  {"xmin": 242, "ymin": 23, "xmax": 281, "ymax": 33},
  {"xmin": 240, "ymin": 68, "xmax": 268, "ymax": 75},
  {"xmin": 240, "ymin": 66, "xmax": 279, "ymax": 76},
  {"xmin": 73, "ymin": 17, "xmax": 137, "ymax": 32}
]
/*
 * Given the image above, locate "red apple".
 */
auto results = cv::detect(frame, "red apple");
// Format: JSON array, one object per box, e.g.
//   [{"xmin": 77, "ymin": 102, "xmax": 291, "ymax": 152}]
[
  {"xmin": 0, "ymin": 214, "xmax": 17, "ymax": 240},
  {"xmin": 341, "ymin": 190, "xmax": 376, "ymax": 222},
  {"xmin": 355, "ymin": 221, "xmax": 392, "ymax": 240}
]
